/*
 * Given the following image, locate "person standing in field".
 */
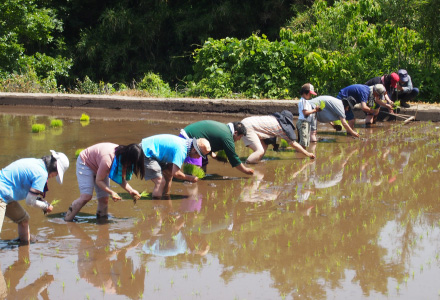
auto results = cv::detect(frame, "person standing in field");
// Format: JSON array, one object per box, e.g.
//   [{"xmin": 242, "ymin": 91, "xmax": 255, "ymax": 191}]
[
  {"xmin": 297, "ymin": 83, "xmax": 320, "ymax": 148},
  {"xmin": 180, "ymin": 120, "xmax": 254, "ymax": 175},
  {"xmin": 336, "ymin": 84, "xmax": 388, "ymax": 128},
  {"xmin": 0, "ymin": 150, "xmax": 69, "ymax": 244},
  {"xmin": 308, "ymin": 95, "xmax": 359, "ymax": 139},
  {"xmin": 140, "ymin": 134, "xmax": 211, "ymax": 198},
  {"xmin": 64, "ymin": 143, "xmax": 144, "ymax": 221}
]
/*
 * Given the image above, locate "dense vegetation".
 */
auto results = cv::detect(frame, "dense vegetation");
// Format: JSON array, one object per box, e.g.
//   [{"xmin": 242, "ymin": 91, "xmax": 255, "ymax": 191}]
[{"xmin": 1, "ymin": 0, "xmax": 439, "ymax": 101}]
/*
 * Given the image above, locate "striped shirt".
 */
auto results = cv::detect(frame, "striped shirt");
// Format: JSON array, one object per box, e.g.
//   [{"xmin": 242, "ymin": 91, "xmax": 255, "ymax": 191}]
[{"xmin": 241, "ymin": 115, "xmax": 292, "ymax": 141}]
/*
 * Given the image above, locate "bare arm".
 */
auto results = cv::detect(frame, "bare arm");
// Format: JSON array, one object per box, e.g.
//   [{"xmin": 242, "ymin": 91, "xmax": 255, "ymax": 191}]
[
  {"xmin": 25, "ymin": 188, "xmax": 53, "ymax": 213},
  {"xmin": 288, "ymin": 141, "xmax": 315, "ymax": 159},
  {"xmin": 174, "ymin": 168, "xmax": 198, "ymax": 183},
  {"xmin": 360, "ymin": 102, "xmax": 379, "ymax": 115},
  {"xmin": 119, "ymin": 166, "xmax": 141, "ymax": 201},
  {"xmin": 340, "ymin": 118, "xmax": 359, "ymax": 138},
  {"xmin": 235, "ymin": 163, "xmax": 254, "ymax": 175}
]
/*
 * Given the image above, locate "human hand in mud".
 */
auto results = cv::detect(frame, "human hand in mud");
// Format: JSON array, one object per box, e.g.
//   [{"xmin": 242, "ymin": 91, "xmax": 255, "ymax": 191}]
[
  {"xmin": 131, "ymin": 190, "xmax": 141, "ymax": 204},
  {"xmin": 110, "ymin": 192, "xmax": 122, "ymax": 202}
]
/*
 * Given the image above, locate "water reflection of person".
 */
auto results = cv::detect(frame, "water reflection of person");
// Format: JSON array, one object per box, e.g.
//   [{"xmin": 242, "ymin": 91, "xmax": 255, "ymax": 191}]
[
  {"xmin": 1, "ymin": 245, "xmax": 54, "ymax": 298},
  {"xmin": 142, "ymin": 187, "xmax": 210, "ymax": 257},
  {"xmin": 66, "ymin": 222, "xmax": 145, "ymax": 298}
]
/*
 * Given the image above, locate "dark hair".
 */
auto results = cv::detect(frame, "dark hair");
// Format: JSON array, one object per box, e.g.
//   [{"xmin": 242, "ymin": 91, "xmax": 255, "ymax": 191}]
[
  {"xmin": 115, "ymin": 144, "xmax": 145, "ymax": 180},
  {"xmin": 342, "ymin": 99, "xmax": 349, "ymax": 109},
  {"xmin": 41, "ymin": 155, "xmax": 58, "ymax": 173},
  {"xmin": 232, "ymin": 121, "xmax": 247, "ymax": 136},
  {"xmin": 300, "ymin": 86, "xmax": 310, "ymax": 95}
]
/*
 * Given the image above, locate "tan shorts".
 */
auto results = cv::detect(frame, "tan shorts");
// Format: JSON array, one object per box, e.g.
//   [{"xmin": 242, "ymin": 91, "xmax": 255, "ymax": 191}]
[{"xmin": 5, "ymin": 201, "xmax": 30, "ymax": 224}]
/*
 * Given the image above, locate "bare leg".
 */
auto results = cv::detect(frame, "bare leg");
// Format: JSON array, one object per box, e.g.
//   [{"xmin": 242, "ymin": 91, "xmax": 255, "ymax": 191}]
[
  {"xmin": 246, "ymin": 140, "xmax": 267, "ymax": 164},
  {"xmin": 96, "ymin": 196, "xmax": 109, "ymax": 218},
  {"xmin": 17, "ymin": 220, "xmax": 30, "ymax": 245},
  {"xmin": 64, "ymin": 194, "xmax": 93, "ymax": 221},
  {"xmin": 310, "ymin": 131, "xmax": 318, "ymax": 142},
  {"xmin": 151, "ymin": 176, "xmax": 166, "ymax": 198},
  {"xmin": 161, "ymin": 165, "xmax": 174, "ymax": 196}
]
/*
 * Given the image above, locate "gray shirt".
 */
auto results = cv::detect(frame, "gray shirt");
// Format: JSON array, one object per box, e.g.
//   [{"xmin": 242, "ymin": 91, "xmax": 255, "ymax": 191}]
[{"xmin": 309, "ymin": 96, "xmax": 346, "ymax": 130}]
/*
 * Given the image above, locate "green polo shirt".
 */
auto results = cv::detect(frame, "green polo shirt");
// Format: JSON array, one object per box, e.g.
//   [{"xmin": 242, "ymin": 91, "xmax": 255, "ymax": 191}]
[{"xmin": 184, "ymin": 120, "xmax": 242, "ymax": 167}]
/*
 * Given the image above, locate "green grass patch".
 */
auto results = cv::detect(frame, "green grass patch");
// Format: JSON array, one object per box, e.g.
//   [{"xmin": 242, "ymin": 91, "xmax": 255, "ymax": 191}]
[
  {"xmin": 50, "ymin": 119, "xmax": 63, "ymax": 128},
  {"xmin": 31, "ymin": 123, "xmax": 46, "ymax": 133},
  {"xmin": 182, "ymin": 163, "xmax": 205, "ymax": 179}
]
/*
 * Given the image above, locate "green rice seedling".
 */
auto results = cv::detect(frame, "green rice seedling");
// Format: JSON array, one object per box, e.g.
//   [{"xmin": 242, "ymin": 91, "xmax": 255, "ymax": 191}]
[
  {"xmin": 75, "ymin": 149, "xmax": 84, "ymax": 158},
  {"xmin": 280, "ymin": 139, "xmax": 289, "ymax": 149},
  {"xmin": 182, "ymin": 163, "xmax": 205, "ymax": 179},
  {"xmin": 51, "ymin": 199, "xmax": 60, "ymax": 207},
  {"xmin": 80, "ymin": 113, "xmax": 90, "ymax": 121},
  {"xmin": 50, "ymin": 119, "xmax": 63, "ymax": 128},
  {"xmin": 216, "ymin": 150, "xmax": 228, "ymax": 163},
  {"xmin": 31, "ymin": 123, "xmax": 46, "ymax": 133}
]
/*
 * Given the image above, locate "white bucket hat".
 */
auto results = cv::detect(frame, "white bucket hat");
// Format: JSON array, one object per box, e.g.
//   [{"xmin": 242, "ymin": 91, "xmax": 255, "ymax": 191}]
[{"xmin": 50, "ymin": 150, "xmax": 69, "ymax": 184}]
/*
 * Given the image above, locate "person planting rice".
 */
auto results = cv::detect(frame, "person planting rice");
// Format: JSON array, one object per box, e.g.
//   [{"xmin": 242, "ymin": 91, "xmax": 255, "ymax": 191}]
[
  {"xmin": 140, "ymin": 134, "xmax": 211, "ymax": 198},
  {"xmin": 180, "ymin": 120, "xmax": 254, "ymax": 175},
  {"xmin": 240, "ymin": 110, "xmax": 315, "ymax": 164},
  {"xmin": 296, "ymin": 83, "xmax": 320, "ymax": 148},
  {"xmin": 308, "ymin": 95, "xmax": 359, "ymax": 139},
  {"xmin": 0, "ymin": 150, "xmax": 69, "ymax": 244},
  {"xmin": 336, "ymin": 83, "xmax": 389, "ymax": 128},
  {"xmin": 64, "ymin": 143, "xmax": 144, "ymax": 221}
]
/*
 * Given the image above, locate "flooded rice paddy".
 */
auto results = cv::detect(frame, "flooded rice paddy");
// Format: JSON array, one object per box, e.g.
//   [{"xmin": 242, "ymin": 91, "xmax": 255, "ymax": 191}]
[{"xmin": 1, "ymin": 106, "xmax": 440, "ymax": 299}]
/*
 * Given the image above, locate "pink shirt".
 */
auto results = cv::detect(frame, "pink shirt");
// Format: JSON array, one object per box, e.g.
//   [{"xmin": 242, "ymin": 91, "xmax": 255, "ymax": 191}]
[{"xmin": 80, "ymin": 143, "xmax": 117, "ymax": 178}]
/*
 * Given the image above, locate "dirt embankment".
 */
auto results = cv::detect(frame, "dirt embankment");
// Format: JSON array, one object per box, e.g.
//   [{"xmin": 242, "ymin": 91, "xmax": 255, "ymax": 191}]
[{"xmin": 0, "ymin": 92, "xmax": 439, "ymax": 121}]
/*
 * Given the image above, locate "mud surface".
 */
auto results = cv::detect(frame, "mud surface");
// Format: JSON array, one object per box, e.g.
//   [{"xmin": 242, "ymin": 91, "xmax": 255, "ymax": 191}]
[{"xmin": 1, "ymin": 110, "xmax": 440, "ymax": 299}]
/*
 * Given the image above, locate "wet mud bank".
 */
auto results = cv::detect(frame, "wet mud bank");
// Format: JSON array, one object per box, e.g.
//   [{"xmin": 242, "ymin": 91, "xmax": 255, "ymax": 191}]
[{"xmin": 1, "ymin": 92, "xmax": 440, "ymax": 121}]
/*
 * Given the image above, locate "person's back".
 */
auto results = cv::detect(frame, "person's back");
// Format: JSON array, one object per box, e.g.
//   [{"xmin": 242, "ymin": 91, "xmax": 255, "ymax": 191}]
[
  {"xmin": 141, "ymin": 134, "xmax": 187, "ymax": 167},
  {"xmin": 0, "ymin": 158, "xmax": 47, "ymax": 202}
]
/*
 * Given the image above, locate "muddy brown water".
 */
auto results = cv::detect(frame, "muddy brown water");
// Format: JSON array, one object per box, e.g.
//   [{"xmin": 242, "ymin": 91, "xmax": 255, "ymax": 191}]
[{"xmin": 1, "ymin": 106, "xmax": 440, "ymax": 299}]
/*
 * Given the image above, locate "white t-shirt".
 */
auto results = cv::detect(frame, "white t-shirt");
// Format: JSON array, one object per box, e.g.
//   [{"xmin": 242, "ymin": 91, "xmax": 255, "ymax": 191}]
[{"xmin": 298, "ymin": 97, "xmax": 313, "ymax": 122}]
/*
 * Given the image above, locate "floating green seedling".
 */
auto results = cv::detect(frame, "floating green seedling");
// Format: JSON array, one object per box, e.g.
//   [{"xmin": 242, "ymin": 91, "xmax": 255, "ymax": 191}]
[
  {"xmin": 50, "ymin": 119, "xmax": 63, "ymax": 128},
  {"xmin": 80, "ymin": 113, "xmax": 90, "ymax": 121},
  {"xmin": 75, "ymin": 149, "xmax": 84, "ymax": 158},
  {"xmin": 31, "ymin": 123, "xmax": 46, "ymax": 133},
  {"xmin": 182, "ymin": 163, "xmax": 205, "ymax": 179}
]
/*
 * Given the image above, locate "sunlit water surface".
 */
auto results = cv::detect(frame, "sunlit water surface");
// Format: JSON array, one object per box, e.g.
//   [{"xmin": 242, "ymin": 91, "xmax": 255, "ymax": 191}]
[{"xmin": 0, "ymin": 107, "xmax": 440, "ymax": 299}]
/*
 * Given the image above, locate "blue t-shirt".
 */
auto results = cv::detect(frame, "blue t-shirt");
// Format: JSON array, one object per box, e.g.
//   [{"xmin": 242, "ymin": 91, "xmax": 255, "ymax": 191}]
[
  {"xmin": 337, "ymin": 84, "xmax": 370, "ymax": 104},
  {"xmin": 0, "ymin": 158, "xmax": 48, "ymax": 203},
  {"xmin": 141, "ymin": 134, "xmax": 188, "ymax": 168}
]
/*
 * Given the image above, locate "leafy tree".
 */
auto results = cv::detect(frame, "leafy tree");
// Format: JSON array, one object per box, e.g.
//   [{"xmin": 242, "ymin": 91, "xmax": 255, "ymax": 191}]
[{"xmin": 0, "ymin": 0, "xmax": 71, "ymax": 79}]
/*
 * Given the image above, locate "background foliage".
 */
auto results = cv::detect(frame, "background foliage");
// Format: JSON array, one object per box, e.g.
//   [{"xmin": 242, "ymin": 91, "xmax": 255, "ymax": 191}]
[{"xmin": 0, "ymin": 0, "xmax": 439, "ymax": 101}]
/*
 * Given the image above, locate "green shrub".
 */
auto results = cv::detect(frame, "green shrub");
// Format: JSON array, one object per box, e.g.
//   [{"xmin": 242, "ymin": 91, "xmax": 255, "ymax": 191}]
[
  {"xmin": 31, "ymin": 124, "xmax": 46, "ymax": 133},
  {"xmin": 137, "ymin": 72, "xmax": 174, "ymax": 97}
]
